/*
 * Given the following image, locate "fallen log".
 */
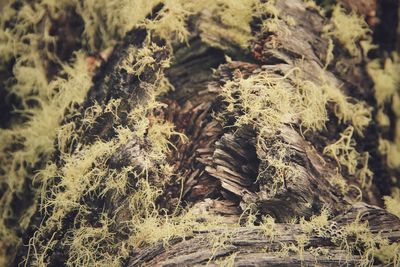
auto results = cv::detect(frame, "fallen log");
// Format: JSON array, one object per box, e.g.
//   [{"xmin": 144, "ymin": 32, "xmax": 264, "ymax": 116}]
[{"xmin": 2, "ymin": 0, "xmax": 399, "ymax": 266}]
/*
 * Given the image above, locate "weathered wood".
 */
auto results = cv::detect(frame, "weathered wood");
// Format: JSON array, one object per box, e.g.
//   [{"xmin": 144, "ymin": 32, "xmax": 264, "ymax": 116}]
[
  {"xmin": 128, "ymin": 204, "xmax": 400, "ymax": 266},
  {"xmin": 11, "ymin": 0, "xmax": 400, "ymax": 266}
]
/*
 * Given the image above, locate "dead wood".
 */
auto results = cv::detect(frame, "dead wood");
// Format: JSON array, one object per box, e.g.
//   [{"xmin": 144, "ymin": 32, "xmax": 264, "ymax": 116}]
[{"xmin": 11, "ymin": 0, "xmax": 400, "ymax": 266}]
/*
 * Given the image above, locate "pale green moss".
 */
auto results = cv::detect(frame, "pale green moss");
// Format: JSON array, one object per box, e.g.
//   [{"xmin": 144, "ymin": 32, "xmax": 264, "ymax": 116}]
[
  {"xmin": 323, "ymin": 126, "xmax": 373, "ymax": 187},
  {"xmin": 0, "ymin": 52, "xmax": 92, "ymax": 264},
  {"xmin": 208, "ymin": 230, "xmax": 233, "ymax": 264},
  {"xmin": 218, "ymin": 67, "xmax": 372, "ymax": 193},
  {"xmin": 379, "ymin": 139, "xmax": 400, "ymax": 169},
  {"xmin": 65, "ymin": 214, "xmax": 118, "ymax": 267},
  {"xmin": 295, "ymin": 208, "xmax": 399, "ymax": 266},
  {"xmin": 260, "ymin": 215, "xmax": 276, "ymax": 242},
  {"xmin": 220, "ymin": 68, "xmax": 329, "ymax": 134},
  {"xmin": 300, "ymin": 207, "xmax": 330, "ymax": 237},
  {"xmin": 1, "ymin": 1, "xmax": 397, "ymax": 266},
  {"xmin": 321, "ymin": 82, "xmax": 372, "ymax": 135},
  {"xmin": 324, "ymin": 4, "xmax": 370, "ymax": 56},
  {"xmin": 324, "ymin": 37, "xmax": 334, "ymax": 68},
  {"xmin": 367, "ymin": 53, "xmax": 400, "ymax": 106},
  {"xmin": 329, "ymin": 170, "xmax": 349, "ymax": 195},
  {"xmin": 376, "ymin": 108, "xmax": 390, "ymax": 127},
  {"xmin": 384, "ymin": 188, "xmax": 400, "ymax": 218}
]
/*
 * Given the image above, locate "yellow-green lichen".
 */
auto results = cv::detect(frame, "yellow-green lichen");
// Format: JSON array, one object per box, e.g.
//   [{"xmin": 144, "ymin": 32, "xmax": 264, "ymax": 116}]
[
  {"xmin": 323, "ymin": 126, "xmax": 373, "ymax": 187},
  {"xmin": 384, "ymin": 188, "xmax": 400, "ymax": 218},
  {"xmin": 324, "ymin": 4, "xmax": 370, "ymax": 56},
  {"xmin": 367, "ymin": 53, "xmax": 400, "ymax": 106}
]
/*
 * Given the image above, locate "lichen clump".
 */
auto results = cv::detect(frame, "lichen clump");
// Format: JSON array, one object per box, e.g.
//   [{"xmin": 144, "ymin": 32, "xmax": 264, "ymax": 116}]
[
  {"xmin": 297, "ymin": 208, "xmax": 400, "ymax": 266},
  {"xmin": 324, "ymin": 4, "xmax": 370, "ymax": 56},
  {"xmin": 0, "ymin": 53, "xmax": 93, "ymax": 266},
  {"xmin": 367, "ymin": 53, "xmax": 400, "ymax": 106},
  {"xmin": 219, "ymin": 66, "xmax": 372, "ymax": 193},
  {"xmin": 323, "ymin": 126, "xmax": 373, "ymax": 188},
  {"xmin": 384, "ymin": 188, "xmax": 400, "ymax": 218},
  {"xmin": 368, "ymin": 53, "xmax": 400, "ymax": 171}
]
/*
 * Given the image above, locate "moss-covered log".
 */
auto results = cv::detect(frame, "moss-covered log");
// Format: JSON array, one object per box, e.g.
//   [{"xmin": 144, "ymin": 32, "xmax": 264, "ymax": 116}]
[{"xmin": 1, "ymin": 0, "xmax": 400, "ymax": 266}]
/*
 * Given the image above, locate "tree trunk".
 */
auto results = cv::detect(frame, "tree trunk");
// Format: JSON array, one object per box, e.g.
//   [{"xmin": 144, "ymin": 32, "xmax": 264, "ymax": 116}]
[{"xmin": 7, "ymin": 0, "xmax": 400, "ymax": 266}]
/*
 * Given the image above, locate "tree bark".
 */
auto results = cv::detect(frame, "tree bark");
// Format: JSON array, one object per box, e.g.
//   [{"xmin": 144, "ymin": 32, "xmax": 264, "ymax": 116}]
[
  {"xmin": 128, "ymin": 203, "xmax": 400, "ymax": 266},
  {"xmin": 13, "ymin": 0, "xmax": 400, "ymax": 266}
]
